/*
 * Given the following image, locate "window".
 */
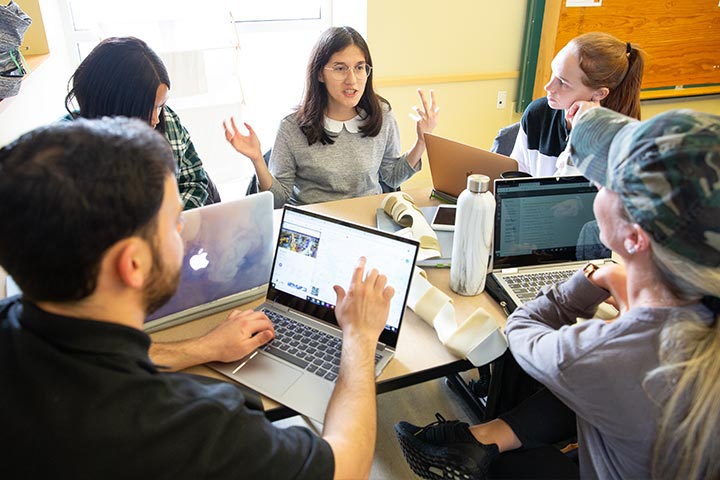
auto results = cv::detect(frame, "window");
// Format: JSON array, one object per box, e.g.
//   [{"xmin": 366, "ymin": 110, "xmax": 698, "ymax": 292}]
[{"xmin": 57, "ymin": 0, "xmax": 366, "ymax": 197}]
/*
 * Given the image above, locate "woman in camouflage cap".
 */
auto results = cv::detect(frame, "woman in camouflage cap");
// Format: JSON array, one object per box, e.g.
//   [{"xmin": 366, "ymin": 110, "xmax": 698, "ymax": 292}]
[
  {"xmin": 395, "ymin": 106, "xmax": 719, "ymax": 480},
  {"xmin": 568, "ymin": 105, "xmax": 720, "ymax": 480}
]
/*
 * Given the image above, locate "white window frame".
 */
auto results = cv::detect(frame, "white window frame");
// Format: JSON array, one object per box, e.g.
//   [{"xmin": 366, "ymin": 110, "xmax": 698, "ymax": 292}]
[
  {"xmin": 54, "ymin": 0, "xmax": 367, "ymax": 199},
  {"xmin": 56, "ymin": 0, "xmax": 366, "ymax": 66}
]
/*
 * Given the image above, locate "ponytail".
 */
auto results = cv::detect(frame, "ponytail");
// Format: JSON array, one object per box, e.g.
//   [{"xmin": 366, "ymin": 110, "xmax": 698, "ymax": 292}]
[
  {"xmin": 602, "ymin": 45, "xmax": 645, "ymax": 120},
  {"xmin": 570, "ymin": 32, "xmax": 646, "ymax": 120},
  {"xmin": 646, "ymin": 243, "xmax": 720, "ymax": 480},
  {"xmin": 650, "ymin": 314, "xmax": 720, "ymax": 480}
]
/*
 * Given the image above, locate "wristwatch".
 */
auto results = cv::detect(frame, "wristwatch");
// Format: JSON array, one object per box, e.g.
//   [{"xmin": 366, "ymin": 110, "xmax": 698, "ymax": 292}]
[{"xmin": 583, "ymin": 262, "xmax": 599, "ymax": 279}]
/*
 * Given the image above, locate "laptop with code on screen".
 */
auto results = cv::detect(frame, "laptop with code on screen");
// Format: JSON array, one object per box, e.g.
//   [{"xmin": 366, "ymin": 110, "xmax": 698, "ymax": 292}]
[
  {"xmin": 490, "ymin": 176, "xmax": 614, "ymax": 311},
  {"xmin": 210, "ymin": 206, "xmax": 419, "ymax": 422}
]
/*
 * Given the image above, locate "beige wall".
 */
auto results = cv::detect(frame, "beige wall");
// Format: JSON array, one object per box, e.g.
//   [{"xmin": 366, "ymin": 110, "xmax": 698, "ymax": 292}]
[
  {"xmin": 366, "ymin": 0, "xmax": 720, "ymax": 190},
  {"xmin": 368, "ymin": 0, "xmax": 527, "ymax": 189},
  {"xmin": 16, "ymin": 0, "xmax": 49, "ymax": 54}
]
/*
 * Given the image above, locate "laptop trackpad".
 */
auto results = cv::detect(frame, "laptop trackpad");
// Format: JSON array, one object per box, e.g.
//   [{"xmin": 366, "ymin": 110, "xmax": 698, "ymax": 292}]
[{"xmin": 237, "ymin": 353, "xmax": 303, "ymax": 397}]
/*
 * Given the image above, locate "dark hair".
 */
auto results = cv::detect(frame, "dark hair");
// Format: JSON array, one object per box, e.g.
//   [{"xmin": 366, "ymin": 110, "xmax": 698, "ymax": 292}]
[
  {"xmin": 297, "ymin": 26, "xmax": 389, "ymax": 145},
  {"xmin": 65, "ymin": 37, "xmax": 171, "ymax": 131},
  {"xmin": 569, "ymin": 32, "xmax": 645, "ymax": 120},
  {"xmin": 0, "ymin": 117, "xmax": 176, "ymax": 302}
]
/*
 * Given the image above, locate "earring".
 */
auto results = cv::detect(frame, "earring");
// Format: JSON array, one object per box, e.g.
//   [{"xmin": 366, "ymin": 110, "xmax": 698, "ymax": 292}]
[{"xmin": 624, "ymin": 239, "xmax": 637, "ymax": 255}]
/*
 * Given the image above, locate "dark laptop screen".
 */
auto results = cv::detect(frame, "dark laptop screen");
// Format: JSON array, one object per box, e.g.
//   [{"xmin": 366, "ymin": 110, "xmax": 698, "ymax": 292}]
[{"xmin": 492, "ymin": 176, "xmax": 610, "ymax": 270}]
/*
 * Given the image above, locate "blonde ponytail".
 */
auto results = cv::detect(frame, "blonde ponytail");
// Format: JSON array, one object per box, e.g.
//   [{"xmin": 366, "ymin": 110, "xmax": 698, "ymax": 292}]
[
  {"xmin": 651, "ymin": 314, "xmax": 720, "ymax": 480},
  {"xmin": 647, "ymin": 243, "xmax": 720, "ymax": 480}
]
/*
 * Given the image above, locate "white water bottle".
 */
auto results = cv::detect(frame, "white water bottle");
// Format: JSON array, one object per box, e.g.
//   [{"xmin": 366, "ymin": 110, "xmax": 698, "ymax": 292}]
[{"xmin": 450, "ymin": 174, "xmax": 495, "ymax": 296}]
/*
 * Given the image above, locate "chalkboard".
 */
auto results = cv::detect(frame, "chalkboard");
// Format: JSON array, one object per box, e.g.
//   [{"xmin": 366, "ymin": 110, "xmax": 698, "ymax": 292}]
[{"xmin": 530, "ymin": 0, "xmax": 720, "ymax": 102}]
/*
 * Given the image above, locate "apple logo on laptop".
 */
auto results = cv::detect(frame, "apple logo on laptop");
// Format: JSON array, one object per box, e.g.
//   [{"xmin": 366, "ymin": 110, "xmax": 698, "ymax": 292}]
[{"xmin": 189, "ymin": 248, "xmax": 210, "ymax": 271}]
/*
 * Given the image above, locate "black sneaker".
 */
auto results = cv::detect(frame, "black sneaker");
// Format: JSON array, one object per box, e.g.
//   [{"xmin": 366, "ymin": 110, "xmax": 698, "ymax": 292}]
[{"xmin": 395, "ymin": 413, "xmax": 499, "ymax": 480}]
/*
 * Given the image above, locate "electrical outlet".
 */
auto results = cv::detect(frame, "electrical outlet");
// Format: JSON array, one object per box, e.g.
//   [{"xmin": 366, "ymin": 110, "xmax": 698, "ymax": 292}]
[{"xmin": 496, "ymin": 90, "xmax": 507, "ymax": 109}]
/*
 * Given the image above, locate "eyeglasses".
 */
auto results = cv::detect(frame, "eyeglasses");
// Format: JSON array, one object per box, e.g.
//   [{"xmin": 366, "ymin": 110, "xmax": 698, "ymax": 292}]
[{"xmin": 323, "ymin": 63, "xmax": 372, "ymax": 80}]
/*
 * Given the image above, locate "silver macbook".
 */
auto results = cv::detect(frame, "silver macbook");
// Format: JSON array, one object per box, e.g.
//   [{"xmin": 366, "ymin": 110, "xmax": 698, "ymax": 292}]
[
  {"xmin": 210, "ymin": 206, "xmax": 420, "ymax": 422},
  {"xmin": 144, "ymin": 192, "xmax": 274, "ymax": 332},
  {"xmin": 490, "ymin": 176, "xmax": 613, "ymax": 309}
]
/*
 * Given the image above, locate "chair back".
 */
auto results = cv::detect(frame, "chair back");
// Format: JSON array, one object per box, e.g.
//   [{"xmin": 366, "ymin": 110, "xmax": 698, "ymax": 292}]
[
  {"xmin": 490, "ymin": 122, "xmax": 520, "ymax": 156},
  {"xmin": 245, "ymin": 149, "xmax": 272, "ymax": 196}
]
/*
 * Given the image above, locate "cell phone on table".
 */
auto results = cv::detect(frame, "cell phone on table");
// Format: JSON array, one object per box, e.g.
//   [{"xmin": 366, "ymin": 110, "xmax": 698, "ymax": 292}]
[{"xmin": 430, "ymin": 205, "xmax": 456, "ymax": 231}]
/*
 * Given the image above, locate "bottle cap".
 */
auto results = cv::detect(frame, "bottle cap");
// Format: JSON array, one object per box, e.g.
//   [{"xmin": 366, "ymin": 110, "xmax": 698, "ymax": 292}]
[{"xmin": 467, "ymin": 174, "xmax": 491, "ymax": 193}]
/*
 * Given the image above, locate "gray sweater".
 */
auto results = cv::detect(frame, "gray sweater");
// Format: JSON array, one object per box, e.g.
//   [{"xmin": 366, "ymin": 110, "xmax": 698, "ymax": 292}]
[
  {"xmin": 267, "ymin": 108, "xmax": 419, "ymax": 208},
  {"xmin": 505, "ymin": 269, "xmax": 713, "ymax": 480}
]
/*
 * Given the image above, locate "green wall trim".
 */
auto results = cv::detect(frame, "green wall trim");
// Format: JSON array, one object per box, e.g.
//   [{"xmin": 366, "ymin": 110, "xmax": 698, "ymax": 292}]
[{"xmin": 517, "ymin": 0, "xmax": 545, "ymax": 114}]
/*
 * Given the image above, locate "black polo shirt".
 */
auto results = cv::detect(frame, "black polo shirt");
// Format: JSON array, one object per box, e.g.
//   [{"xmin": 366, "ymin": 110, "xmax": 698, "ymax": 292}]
[{"xmin": 0, "ymin": 297, "xmax": 333, "ymax": 479}]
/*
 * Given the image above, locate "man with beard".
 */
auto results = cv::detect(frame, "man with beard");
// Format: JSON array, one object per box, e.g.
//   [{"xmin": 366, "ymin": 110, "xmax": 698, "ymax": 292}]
[{"xmin": 0, "ymin": 118, "xmax": 395, "ymax": 479}]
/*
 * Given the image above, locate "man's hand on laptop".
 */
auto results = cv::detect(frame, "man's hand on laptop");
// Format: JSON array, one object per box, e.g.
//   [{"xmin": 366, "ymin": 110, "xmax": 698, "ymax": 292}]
[
  {"xmin": 200, "ymin": 309, "xmax": 276, "ymax": 363},
  {"xmin": 149, "ymin": 309, "xmax": 274, "ymax": 371},
  {"xmin": 333, "ymin": 257, "xmax": 395, "ymax": 343}
]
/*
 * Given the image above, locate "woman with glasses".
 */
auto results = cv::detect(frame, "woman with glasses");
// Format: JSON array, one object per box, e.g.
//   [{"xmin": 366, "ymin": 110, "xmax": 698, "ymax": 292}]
[{"xmin": 224, "ymin": 26, "xmax": 439, "ymax": 208}]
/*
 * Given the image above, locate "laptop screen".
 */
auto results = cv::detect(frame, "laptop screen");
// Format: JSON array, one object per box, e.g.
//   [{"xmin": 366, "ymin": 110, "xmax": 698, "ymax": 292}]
[
  {"xmin": 267, "ymin": 206, "xmax": 419, "ymax": 347},
  {"xmin": 492, "ymin": 176, "xmax": 610, "ymax": 270}
]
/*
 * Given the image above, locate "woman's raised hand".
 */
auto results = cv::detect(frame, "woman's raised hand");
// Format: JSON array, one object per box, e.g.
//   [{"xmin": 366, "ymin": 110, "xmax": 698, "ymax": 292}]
[
  {"xmin": 412, "ymin": 88, "xmax": 440, "ymax": 141},
  {"xmin": 223, "ymin": 117, "xmax": 264, "ymax": 165}
]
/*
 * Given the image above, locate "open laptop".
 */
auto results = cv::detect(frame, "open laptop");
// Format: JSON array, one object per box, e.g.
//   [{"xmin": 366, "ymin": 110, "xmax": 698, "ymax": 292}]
[
  {"xmin": 425, "ymin": 132, "xmax": 518, "ymax": 203},
  {"xmin": 490, "ymin": 176, "xmax": 614, "ymax": 310},
  {"xmin": 210, "ymin": 206, "xmax": 420, "ymax": 422},
  {"xmin": 144, "ymin": 191, "xmax": 274, "ymax": 333}
]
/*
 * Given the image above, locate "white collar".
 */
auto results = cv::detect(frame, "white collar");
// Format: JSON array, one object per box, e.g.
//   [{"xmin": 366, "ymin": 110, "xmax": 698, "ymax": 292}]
[{"xmin": 324, "ymin": 113, "xmax": 364, "ymax": 134}]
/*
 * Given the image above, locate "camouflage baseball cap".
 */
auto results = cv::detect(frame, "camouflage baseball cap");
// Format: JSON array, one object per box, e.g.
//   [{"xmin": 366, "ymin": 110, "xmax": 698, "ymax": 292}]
[{"xmin": 570, "ymin": 107, "xmax": 720, "ymax": 266}]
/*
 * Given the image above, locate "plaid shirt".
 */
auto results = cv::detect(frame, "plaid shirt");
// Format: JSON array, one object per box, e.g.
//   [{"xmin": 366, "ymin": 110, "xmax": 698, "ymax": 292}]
[
  {"xmin": 162, "ymin": 106, "xmax": 211, "ymax": 210},
  {"xmin": 64, "ymin": 108, "xmax": 212, "ymax": 210}
]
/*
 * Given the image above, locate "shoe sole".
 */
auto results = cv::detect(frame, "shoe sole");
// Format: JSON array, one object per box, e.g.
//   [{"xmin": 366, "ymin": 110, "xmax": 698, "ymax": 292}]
[{"xmin": 395, "ymin": 422, "xmax": 486, "ymax": 480}]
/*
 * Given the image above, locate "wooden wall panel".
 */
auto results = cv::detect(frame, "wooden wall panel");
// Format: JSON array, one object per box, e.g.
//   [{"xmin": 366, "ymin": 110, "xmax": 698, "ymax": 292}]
[{"xmin": 533, "ymin": 0, "xmax": 720, "ymax": 100}]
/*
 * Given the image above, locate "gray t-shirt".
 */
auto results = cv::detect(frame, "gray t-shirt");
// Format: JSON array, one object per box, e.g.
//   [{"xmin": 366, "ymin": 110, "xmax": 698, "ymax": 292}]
[
  {"xmin": 267, "ymin": 107, "xmax": 419, "ymax": 208},
  {"xmin": 505, "ymin": 269, "xmax": 713, "ymax": 480}
]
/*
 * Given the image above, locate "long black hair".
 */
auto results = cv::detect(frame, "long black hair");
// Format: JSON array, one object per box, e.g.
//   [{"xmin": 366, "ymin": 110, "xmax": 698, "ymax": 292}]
[{"xmin": 65, "ymin": 37, "xmax": 171, "ymax": 132}]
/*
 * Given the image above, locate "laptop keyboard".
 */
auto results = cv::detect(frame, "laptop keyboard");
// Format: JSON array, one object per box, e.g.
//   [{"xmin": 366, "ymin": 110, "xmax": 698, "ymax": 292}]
[
  {"xmin": 504, "ymin": 270, "xmax": 575, "ymax": 304},
  {"xmin": 261, "ymin": 308, "xmax": 381, "ymax": 383}
]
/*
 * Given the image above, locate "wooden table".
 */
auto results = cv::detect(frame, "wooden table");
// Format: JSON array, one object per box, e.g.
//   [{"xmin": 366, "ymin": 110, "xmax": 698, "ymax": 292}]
[{"xmin": 151, "ymin": 187, "xmax": 508, "ymax": 418}]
